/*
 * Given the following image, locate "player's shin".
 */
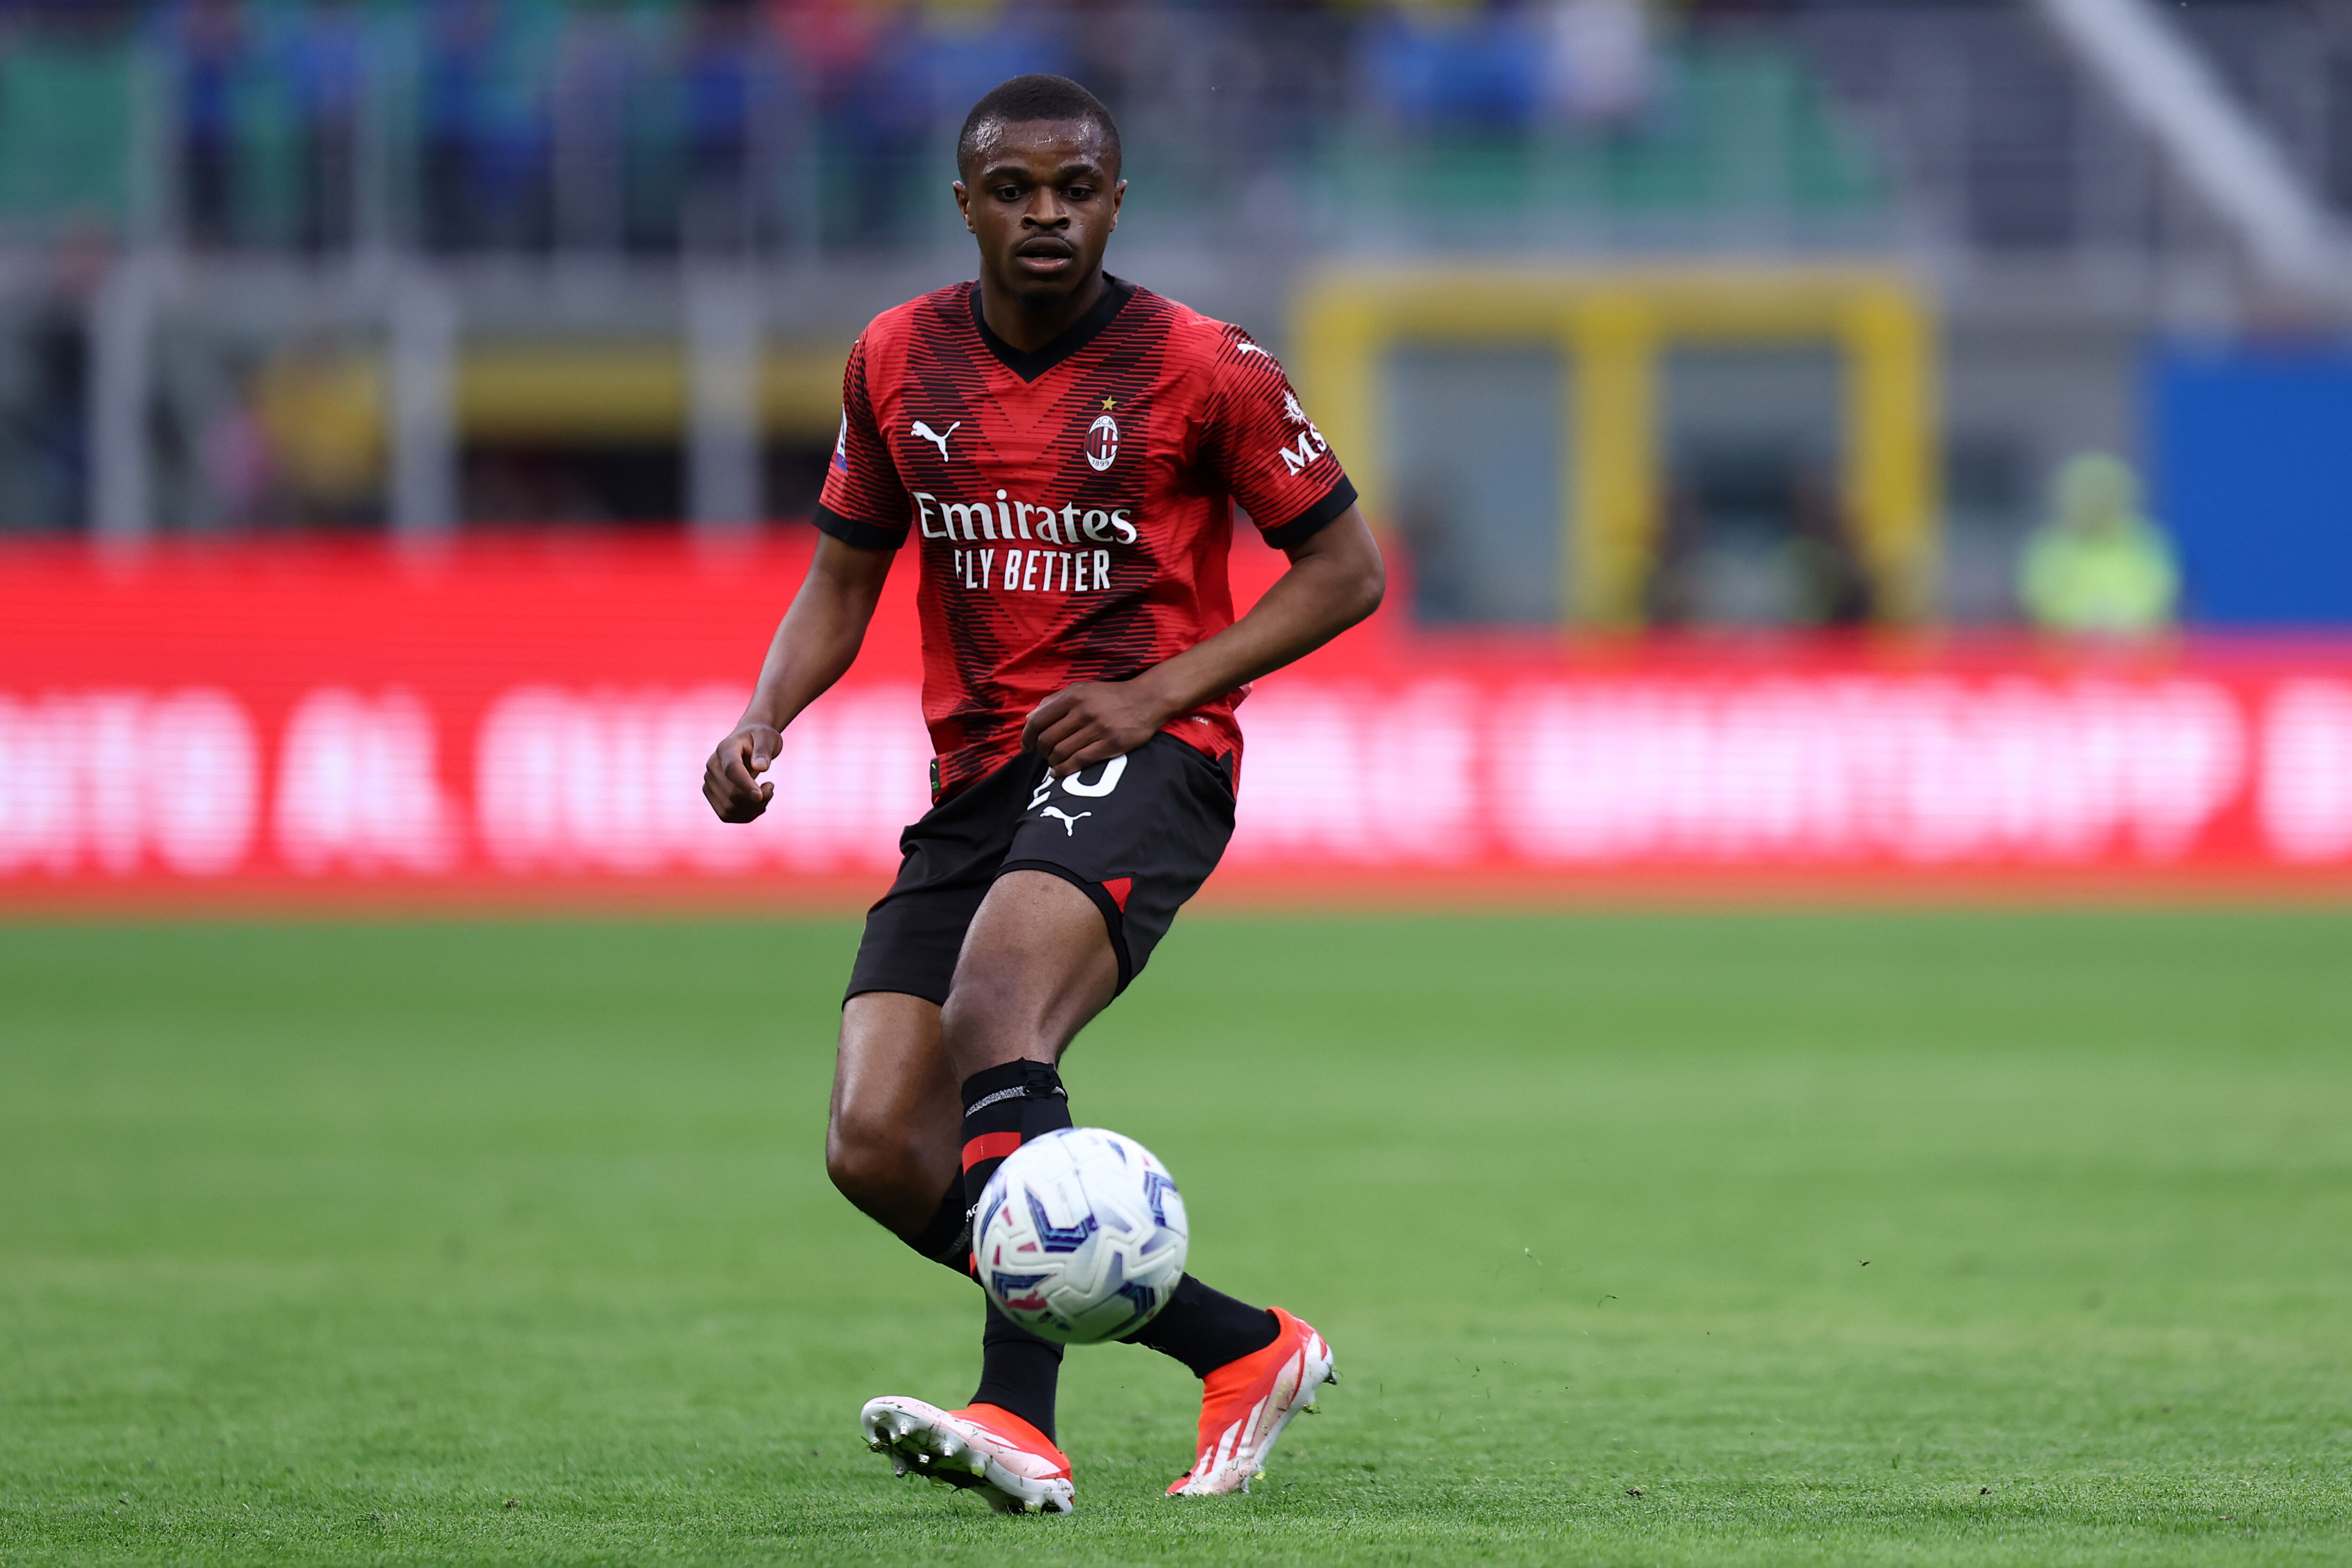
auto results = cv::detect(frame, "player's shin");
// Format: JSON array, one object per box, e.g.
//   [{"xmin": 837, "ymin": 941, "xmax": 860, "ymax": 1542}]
[
  {"xmin": 905, "ymin": 1178, "xmax": 977, "ymax": 1276},
  {"xmin": 959, "ymin": 1059, "xmax": 1075, "ymax": 1438},
  {"xmin": 960, "ymin": 1058, "xmax": 1075, "ymax": 1210},
  {"xmin": 1119, "ymin": 1274, "xmax": 1279, "ymax": 1377}
]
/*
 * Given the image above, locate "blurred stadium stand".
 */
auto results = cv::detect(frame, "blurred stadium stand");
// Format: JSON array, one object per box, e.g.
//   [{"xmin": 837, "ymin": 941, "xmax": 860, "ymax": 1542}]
[
  {"xmin": 0, "ymin": 0, "xmax": 2349, "ymax": 628},
  {"xmin": 8, "ymin": 0, "xmax": 2352, "ymax": 902}
]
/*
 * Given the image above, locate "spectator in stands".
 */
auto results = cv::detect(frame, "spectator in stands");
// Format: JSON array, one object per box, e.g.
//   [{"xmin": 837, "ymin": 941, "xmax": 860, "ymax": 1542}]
[
  {"xmin": 288, "ymin": 0, "xmax": 364, "ymax": 253},
  {"xmin": 253, "ymin": 336, "xmax": 384, "ymax": 528},
  {"xmin": 419, "ymin": 0, "xmax": 492, "ymax": 251},
  {"xmin": 4, "ymin": 231, "xmax": 106, "ymax": 533},
  {"xmin": 1538, "ymin": 0, "xmax": 1653, "ymax": 128},
  {"xmin": 2018, "ymin": 452, "xmax": 2180, "ymax": 635},
  {"xmin": 1366, "ymin": 2, "xmax": 1542, "ymax": 141},
  {"xmin": 420, "ymin": 0, "xmax": 548, "ymax": 254},
  {"xmin": 771, "ymin": 0, "xmax": 930, "ymax": 249},
  {"xmin": 175, "ymin": 0, "xmax": 244, "ymax": 250},
  {"xmin": 1786, "ymin": 466, "xmax": 1873, "ymax": 627},
  {"xmin": 1645, "ymin": 482, "xmax": 1708, "ymax": 627},
  {"xmin": 681, "ymin": 0, "xmax": 762, "ymax": 253},
  {"xmin": 6, "ymin": 0, "xmax": 135, "ymax": 38},
  {"xmin": 194, "ymin": 368, "xmax": 278, "ymax": 530},
  {"xmin": 1393, "ymin": 485, "xmax": 1476, "ymax": 625},
  {"xmin": 549, "ymin": 0, "xmax": 634, "ymax": 253}
]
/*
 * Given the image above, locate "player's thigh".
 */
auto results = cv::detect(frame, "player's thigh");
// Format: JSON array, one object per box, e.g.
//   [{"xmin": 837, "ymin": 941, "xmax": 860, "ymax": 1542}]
[
  {"xmin": 1001, "ymin": 736, "xmax": 1237, "ymax": 991},
  {"xmin": 939, "ymin": 870, "xmax": 1120, "ymax": 1080},
  {"xmin": 828, "ymin": 991, "xmax": 960, "ymax": 1190}
]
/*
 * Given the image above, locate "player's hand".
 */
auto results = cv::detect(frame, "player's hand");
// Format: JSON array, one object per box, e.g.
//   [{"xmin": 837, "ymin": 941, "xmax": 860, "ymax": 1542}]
[
  {"xmin": 703, "ymin": 722, "xmax": 783, "ymax": 822},
  {"xmin": 1022, "ymin": 682, "xmax": 1167, "ymax": 777}
]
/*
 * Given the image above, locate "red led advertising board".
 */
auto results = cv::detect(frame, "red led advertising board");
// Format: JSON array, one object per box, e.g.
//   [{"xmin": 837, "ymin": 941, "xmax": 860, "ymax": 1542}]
[{"xmin": 6, "ymin": 535, "xmax": 2352, "ymax": 907}]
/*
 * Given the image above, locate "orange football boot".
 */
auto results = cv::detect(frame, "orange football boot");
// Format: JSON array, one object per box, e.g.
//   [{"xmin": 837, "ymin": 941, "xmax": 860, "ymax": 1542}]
[
  {"xmin": 860, "ymin": 1396, "xmax": 1076, "ymax": 1514},
  {"xmin": 1166, "ymin": 1307, "xmax": 1336, "ymax": 1496}
]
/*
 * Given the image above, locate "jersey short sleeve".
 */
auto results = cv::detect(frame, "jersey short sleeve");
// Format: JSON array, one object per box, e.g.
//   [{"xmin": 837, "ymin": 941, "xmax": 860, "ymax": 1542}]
[
  {"xmin": 1202, "ymin": 329, "xmax": 1359, "ymax": 549},
  {"xmin": 814, "ymin": 334, "xmax": 912, "ymax": 550}
]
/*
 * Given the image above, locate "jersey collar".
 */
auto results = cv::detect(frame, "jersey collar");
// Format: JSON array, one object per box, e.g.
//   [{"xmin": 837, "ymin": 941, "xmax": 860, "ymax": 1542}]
[{"xmin": 968, "ymin": 274, "xmax": 1136, "ymax": 382}]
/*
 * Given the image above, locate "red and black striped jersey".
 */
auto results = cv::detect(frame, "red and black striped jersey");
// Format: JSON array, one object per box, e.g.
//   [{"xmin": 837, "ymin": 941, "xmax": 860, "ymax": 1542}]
[{"xmin": 815, "ymin": 276, "xmax": 1356, "ymax": 801}]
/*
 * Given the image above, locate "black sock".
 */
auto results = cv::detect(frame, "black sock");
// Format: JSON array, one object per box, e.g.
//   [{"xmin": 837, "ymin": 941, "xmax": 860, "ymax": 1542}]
[
  {"xmin": 972, "ymin": 1299, "xmax": 1066, "ymax": 1437},
  {"xmin": 1121, "ymin": 1275, "xmax": 1281, "ymax": 1379},
  {"xmin": 959, "ymin": 1059, "xmax": 1073, "ymax": 1440},
  {"xmin": 903, "ymin": 1178, "xmax": 975, "ymax": 1277}
]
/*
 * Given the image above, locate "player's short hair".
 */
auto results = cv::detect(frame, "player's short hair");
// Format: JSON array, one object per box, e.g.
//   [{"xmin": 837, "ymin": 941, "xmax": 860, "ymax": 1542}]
[{"xmin": 957, "ymin": 75, "xmax": 1121, "ymax": 178}]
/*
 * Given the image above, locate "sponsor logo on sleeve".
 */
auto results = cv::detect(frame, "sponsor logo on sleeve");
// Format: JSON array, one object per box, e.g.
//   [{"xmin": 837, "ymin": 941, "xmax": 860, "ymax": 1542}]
[
  {"xmin": 1272, "ymin": 389, "xmax": 1330, "ymax": 474},
  {"xmin": 1276, "ymin": 422, "xmax": 1330, "ymax": 476}
]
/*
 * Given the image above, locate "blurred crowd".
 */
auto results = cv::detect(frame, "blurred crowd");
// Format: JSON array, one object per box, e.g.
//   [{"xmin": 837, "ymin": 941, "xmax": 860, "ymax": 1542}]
[
  {"xmin": 166, "ymin": 0, "xmax": 944, "ymax": 255},
  {"xmin": 0, "ymin": 0, "xmax": 1679, "ymax": 257},
  {"xmin": 0, "ymin": 0, "xmax": 2193, "ymax": 633}
]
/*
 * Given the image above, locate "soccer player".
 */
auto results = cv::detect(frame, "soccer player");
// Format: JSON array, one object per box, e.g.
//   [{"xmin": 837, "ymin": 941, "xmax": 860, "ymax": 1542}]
[{"xmin": 702, "ymin": 74, "xmax": 1382, "ymax": 1514}]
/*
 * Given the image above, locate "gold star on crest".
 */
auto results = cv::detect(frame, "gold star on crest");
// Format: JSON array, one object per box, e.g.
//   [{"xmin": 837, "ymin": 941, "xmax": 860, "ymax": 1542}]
[{"xmin": 1100, "ymin": 397, "xmax": 1118, "ymax": 411}]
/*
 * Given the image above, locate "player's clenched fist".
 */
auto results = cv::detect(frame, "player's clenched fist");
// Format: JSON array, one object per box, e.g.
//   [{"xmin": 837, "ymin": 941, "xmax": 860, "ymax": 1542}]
[
  {"xmin": 1022, "ymin": 681, "xmax": 1167, "ymax": 777},
  {"xmin": 703, "ymin": 722, "xmax": 784, "ymax": 822}
]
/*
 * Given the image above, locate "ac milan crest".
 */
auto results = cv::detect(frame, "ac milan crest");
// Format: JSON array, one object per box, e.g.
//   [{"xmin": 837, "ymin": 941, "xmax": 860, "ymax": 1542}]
[{"xmin": 1084, "ymin": 414, "xmax": 1119, "ymax": 472}]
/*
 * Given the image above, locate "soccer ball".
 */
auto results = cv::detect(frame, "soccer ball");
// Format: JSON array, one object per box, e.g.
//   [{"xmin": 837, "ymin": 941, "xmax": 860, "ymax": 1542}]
[{"xmin": 974, "ymin": 1127, "xmax": 1189, "ymax": 1345}]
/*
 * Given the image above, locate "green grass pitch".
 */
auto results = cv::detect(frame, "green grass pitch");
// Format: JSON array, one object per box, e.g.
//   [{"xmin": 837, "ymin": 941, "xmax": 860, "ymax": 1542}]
[{"xmin": 3, "ymin": 910, "xmax": 2349, "ymax": 1565}]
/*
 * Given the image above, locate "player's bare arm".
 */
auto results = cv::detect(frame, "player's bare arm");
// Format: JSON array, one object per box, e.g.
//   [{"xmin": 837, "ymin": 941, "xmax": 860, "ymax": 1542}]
[
  {"xmin": 701, "ymin": 533, "xmax": 893, "ymax": 823},
  {"xmin": 1022, "ymin": 506, "xmax": 1385, "ymax": 775}
]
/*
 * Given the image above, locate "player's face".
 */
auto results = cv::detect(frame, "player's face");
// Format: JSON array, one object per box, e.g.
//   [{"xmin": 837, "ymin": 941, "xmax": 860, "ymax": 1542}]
[{"xmin": 955, "ymin": 120, "xmax": 1125, "ymax": 308}]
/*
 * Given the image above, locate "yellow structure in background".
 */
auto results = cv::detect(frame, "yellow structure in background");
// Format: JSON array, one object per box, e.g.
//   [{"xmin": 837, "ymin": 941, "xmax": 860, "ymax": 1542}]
[
  {"xmin": 455, "ymin": 342, "xmax": 850, "ymax": 444},
  {"xmin": 1291, "ymin": 264, "xmax": 1939, "ymax": 626}
]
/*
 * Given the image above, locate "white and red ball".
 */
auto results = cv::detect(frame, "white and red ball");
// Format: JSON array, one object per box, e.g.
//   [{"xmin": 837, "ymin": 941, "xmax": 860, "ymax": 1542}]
[{"xmin": 973, "ymin": 1127, "xmax": 1189, "ymax": 1345}]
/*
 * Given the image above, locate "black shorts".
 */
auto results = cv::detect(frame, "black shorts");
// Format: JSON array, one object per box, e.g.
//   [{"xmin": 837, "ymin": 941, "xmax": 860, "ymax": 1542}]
[{"xmin": 845, "ymin": 733, "xmax": 1236, "ymax": 1005}]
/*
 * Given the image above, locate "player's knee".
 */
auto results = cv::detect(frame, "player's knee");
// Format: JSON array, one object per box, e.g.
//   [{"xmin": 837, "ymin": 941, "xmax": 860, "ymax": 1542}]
[
  {"xmin": 938, "ymin": 972, "xmax": 1050, "ymax": 1071},
  {"xmin": 937, "ymin": 980, "xmax": 1000, "ymax": 1053},
  {"xmin": 824, "ymin": 1111, "xmax": 929, "ymax": 1211}
]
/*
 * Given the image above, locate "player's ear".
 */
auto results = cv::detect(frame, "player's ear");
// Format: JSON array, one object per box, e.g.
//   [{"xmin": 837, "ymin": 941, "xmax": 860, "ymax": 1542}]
[
  {"xmin": 953, "ymin": 180, "xmax": 974, "ymax": 233},
  {"xmin": 1110, "ymin": 178, "xmax": 1125, "ymax": 230}
]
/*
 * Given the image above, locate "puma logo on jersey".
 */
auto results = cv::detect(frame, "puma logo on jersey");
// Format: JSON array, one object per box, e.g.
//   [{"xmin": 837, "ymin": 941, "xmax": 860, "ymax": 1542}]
[
  {"xmin": 1039, "ymin": 807, "xmax": 1092, "ymax": 836},
  {"xmin": 912, "ymin": 420, "xmax": 959, "ymax": 461}
]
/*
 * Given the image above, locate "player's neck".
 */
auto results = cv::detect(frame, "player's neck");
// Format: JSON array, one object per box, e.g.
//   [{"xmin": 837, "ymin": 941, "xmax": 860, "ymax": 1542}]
[{"xmin": 975, "ymin": 270, "xmax": 1110, "ymax": 355}]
